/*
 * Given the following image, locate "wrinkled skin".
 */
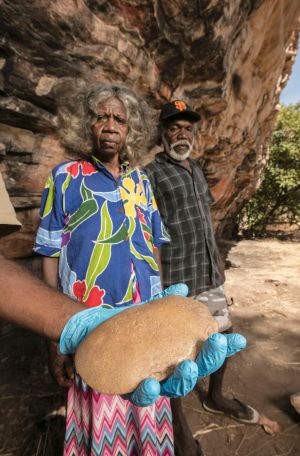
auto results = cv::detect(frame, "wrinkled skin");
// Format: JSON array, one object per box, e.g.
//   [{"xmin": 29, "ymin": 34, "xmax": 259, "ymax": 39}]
[{"xmin": 91, "ymin": 97, "xmax": 128, "ymax": 161}]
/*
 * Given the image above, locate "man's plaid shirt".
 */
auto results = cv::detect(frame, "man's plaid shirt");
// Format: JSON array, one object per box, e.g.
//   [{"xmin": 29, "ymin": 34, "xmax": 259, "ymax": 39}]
[{"xmin": 145, "ymin": 152, "xmax": 224, "ymax": 295}]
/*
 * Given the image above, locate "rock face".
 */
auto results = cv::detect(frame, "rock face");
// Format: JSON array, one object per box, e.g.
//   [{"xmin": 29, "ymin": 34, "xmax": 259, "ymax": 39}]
[{"xmin": 0, "ymin": 0, "xmax": 299, "ymax": 257}]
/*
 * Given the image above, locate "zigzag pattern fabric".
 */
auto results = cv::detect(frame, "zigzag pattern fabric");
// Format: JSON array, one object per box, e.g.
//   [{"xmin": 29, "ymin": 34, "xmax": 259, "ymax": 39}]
[{"xmin": 64, "ymin": 375, "xmax": 174, "ymax": 455}]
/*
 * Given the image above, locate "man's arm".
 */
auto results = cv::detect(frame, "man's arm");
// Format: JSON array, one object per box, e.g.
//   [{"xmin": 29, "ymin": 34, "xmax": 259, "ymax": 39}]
[
  {"xmin": 0, "ymin": 171, "xmax": 84, "ymax": 340},
  {"xmin": 0, "ymin": 253, "xmax": 84, "ymax": 340}
]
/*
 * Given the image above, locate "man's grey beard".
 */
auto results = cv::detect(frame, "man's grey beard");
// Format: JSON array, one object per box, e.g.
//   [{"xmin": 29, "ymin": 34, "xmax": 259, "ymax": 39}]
[{"xmin": 162, "ymin": 135, "xmax": 193, "ymax": 161}]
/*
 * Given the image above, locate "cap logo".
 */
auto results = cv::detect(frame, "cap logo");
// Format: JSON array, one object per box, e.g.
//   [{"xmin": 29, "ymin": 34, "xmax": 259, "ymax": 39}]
[{"xmin": 174, "ymin": 101, "xmax": 187, "ymax": 111}]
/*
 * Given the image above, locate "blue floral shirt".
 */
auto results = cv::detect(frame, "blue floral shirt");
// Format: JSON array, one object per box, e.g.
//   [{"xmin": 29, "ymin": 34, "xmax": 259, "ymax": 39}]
[{"xmin": 33, "ymin": 159, "xmax": 170, "ymax": 308}]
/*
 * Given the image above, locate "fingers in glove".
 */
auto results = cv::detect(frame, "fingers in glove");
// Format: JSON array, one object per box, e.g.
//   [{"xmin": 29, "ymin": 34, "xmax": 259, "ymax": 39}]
[
  {"xmin": 224, "ymin": 333, "xmax": 247, "ymax": 357},
  {"xmin": 125, "ymin": 378, "xmax": 160, "ymax": 407},
  {"xmin": 196, "ymin": 333, "xmax": 227, "ymax": 379},
  {"xmin": 162, "ymin": 283, "xmax": 189, "ymax": 297},
  {"xmin": 160, "ymin": 359, "xmax": 198, "ymax": 398},
  {"xmin": 60, "ymin": 306, "xmax": 125, "ymax": 355},
  {"xmin": 145, "ymin": 283, "xmax": 189, "ymax": 304}
]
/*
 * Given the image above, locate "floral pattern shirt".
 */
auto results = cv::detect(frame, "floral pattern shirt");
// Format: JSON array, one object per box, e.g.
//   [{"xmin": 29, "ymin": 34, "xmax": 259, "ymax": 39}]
[{"xmin": 33, "ymin": 158, "xmax": 170, "ymax": 308}]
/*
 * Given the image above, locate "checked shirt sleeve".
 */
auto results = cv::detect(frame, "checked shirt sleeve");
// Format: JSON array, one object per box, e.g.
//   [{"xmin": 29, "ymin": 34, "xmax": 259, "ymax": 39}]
[
  {"xmin": 33, "ymin": 166, "xmax": 67, "ymax": 257},
  {"xmin": 143, "ymin": 173, "xmax": 170, "ymax": 248}
]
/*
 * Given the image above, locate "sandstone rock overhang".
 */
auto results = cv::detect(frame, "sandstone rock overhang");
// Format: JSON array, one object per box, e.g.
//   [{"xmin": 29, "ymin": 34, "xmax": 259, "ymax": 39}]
[{"xmin": 0, "ymin": 0, "xmax": 299, "ymax": 257}]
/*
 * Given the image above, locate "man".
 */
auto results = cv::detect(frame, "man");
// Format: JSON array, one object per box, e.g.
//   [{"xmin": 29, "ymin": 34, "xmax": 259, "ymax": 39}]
[{"xmin": 145, "ymin": 100, "xmax": 260, "ymax": 455}]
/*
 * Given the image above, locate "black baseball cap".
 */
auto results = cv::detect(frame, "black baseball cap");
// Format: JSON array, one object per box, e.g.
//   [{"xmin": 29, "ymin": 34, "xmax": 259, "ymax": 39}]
[{"xmin": 159, "ymin": 100, "xmax": 200, "ymax": 122}]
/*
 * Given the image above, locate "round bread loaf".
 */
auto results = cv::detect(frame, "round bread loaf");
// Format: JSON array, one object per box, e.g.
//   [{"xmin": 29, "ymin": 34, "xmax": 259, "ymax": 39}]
[{"xmin": 75, "ymin": 296, "xmax": 219, "ymax": 395}]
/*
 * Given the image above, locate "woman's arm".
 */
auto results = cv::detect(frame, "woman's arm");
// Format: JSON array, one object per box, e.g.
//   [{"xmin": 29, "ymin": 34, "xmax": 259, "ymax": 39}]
[
  {"xmin": 153, "ymin": 247, "xmax": 163, "ymax": 284},
  {"xmin": 42, "ymin": 256, "xmax": 75, "ymax": 387},
  {"xmin": 42, "ymin": 256, "xmax": 59, "ymax": 288}
]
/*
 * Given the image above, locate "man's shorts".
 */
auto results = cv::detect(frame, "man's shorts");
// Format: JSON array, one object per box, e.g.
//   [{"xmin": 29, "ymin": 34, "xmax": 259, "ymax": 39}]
[{"xmin": 192, "ymin": 285, "xmax": 232, "ymax": 332}]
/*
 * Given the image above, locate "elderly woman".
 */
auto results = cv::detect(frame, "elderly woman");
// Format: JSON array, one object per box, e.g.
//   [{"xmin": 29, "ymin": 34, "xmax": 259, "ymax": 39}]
[
  {"xmin": 34, "ymin": 84, "xmax": 174, "ymax": 455},
  {"xmin": 34, "ymin": 84, "xmax": 245, "ymax": 456}
]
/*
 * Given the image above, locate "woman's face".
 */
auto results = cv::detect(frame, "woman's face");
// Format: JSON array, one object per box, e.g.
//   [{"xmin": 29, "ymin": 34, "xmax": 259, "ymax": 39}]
[{"xmin": 91, "ymin": 97, "xmax": 129, "ymax": 161}]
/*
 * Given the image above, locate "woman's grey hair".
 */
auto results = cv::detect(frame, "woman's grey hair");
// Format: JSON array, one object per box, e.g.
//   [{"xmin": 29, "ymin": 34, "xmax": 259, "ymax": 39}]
[{"xmin": 58, "ymin": 82, "xmax": 156, "ymax": 163}]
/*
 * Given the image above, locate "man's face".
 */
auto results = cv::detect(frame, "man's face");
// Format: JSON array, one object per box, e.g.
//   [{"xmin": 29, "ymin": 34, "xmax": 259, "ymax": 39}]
[
  {"xmin": 91, "ymin": 97, "xmax": 128, "ymax": 160},
  {"xmin": 163, "ymin": 118, "xmax": 195, "ymax": 161}
]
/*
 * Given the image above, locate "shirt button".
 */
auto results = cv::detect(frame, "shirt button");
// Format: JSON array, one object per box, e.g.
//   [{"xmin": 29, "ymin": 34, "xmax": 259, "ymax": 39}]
[
  {"xmin": 124, "ymin": 236, "xmax": 129, "ymax": 241},
  {"xmin": 118, "ymin": 207, "xmax": 124, "ymax": 213},
  {"xmin": 114, "ymin": 182, "xmax": 119, "ymax": 187}
]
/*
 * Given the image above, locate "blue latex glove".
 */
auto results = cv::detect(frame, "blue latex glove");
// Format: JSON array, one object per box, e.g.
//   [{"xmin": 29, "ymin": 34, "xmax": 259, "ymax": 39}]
[
  {"xmin": 60, "ymin": 284, "xmax": 247, "ymax": 407},
  {"xmin": 127, "ymin": 359, "xmax": 199, "ymax": 404},
  {"xmin": 128, "ymin": 332, "xmax": 247, "ymax": 406},
  {"xmin": 225, "ymin": 333, "xmax": 247, "ymax": 357},
  {"xmin": 60, "ymin": 305, "xmax": 131, "ymax": 355},
  {"xmin": 195, "ymin": 332, "xmax": 247, "ymax": 379}
]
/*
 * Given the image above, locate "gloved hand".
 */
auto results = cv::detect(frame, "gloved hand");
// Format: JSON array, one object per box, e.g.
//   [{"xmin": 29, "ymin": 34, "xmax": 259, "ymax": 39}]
[
  {"xmin": 59, "ymin": 284, "xmax": 246, "ymax": 407},
  {"xmin": 128, "ymin": 332, "xmax": 246, "ymax": 405},
  {"xmin": 126, "ymin": 285, "xmax": 246, "ymax": 405}
]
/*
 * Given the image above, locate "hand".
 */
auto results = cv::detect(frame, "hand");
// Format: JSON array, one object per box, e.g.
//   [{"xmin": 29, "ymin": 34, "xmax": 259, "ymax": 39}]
[
  {"xmin": 126, "ymin": 285, "xmax": 247, "ymax": 406},
  {"xmin": 195, "ymin": 332, "xmax": 247, "ymax": 378},
  {"xmin": 59, "ymin": 284, "xmax": 246, "ymax": 406},
  {"xmin": 48, "ymin": 341, "xmax": 74, "ymax": 388},
  {"xmin": 127, "ymin": 332, "xmax": 246, "ymax": 406}
]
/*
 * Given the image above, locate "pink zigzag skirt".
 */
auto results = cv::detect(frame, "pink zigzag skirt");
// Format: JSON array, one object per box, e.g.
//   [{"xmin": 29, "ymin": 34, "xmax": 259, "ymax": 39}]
[{"xmin": 64, "ymin": 375, "xmax": 174, "ymax": 455}]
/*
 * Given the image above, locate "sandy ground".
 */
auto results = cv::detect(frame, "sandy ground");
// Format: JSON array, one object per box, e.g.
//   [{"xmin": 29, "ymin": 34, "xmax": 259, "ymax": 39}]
[
  {"xmin": 0, "ymin": 239, "xmax": 299, "ymax": 455},
  {"xmin": 184, "ymin": 239, "xmax": 300, "ymax": 456}
]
